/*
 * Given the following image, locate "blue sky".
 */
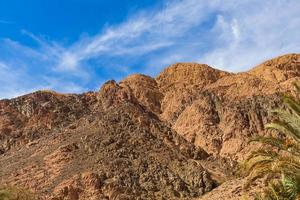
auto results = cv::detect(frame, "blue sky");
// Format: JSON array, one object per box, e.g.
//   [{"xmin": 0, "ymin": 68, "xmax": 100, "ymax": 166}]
[{"xmin": 0, "ymin": 0, "xmax": 299, "ymax": 99}]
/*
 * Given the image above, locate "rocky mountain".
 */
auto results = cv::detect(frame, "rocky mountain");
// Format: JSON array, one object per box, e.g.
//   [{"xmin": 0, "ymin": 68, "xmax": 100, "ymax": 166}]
[{"xmin": 0, "ymin": 53, "xmax": 299, "ymax": 199}]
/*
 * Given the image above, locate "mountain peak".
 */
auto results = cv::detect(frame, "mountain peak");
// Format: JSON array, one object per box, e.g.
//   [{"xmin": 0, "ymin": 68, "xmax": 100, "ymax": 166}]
[
  {"xmin": 156, "ymin": 63, "xmax": 230, "ymax": 91},
  {"xmin": 249, "ymin": 53, "xmax": 300, "ymax": 82}
]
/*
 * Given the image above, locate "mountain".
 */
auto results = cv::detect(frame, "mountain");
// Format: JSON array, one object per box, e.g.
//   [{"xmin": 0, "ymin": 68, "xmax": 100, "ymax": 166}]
[{"xmin": 0, "ymin": 53, "xmax": 299, "ymax": 199}]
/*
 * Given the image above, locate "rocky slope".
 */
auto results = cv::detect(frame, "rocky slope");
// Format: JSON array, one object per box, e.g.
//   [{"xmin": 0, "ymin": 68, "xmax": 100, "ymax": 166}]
[
  {"xmin": 157, "ymin": 54, "xmax": 299, "ymax": 160},
  {"xmin": 0, "ymin": 53, "xmax": 299, "ymax": 199},
  {"xmin": 0, "ymin": 83, "xmax": 214, "ymax": 200}
]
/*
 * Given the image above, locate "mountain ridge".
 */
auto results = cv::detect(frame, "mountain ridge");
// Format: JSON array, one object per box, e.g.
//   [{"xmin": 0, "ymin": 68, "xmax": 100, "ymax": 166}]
[{"xmin": 0, "ymin": 53, "xmax": 299, "ymax": 199}]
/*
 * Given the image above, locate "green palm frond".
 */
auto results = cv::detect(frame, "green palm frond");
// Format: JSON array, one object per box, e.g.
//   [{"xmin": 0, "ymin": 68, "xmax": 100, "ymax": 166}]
[
  {"xmin": 245, "ymin": 149, "xmax": 300, "ymax": 182},
  {"xmin": 281, "ymin": 174, "xmax": 300, "ymax": 200},
  {"xmin": 250, "ymin": 137, "xmax": 299, "ymax": 155},
  {"xmin": 265, "ymin": 121, "xmax": 300, "ymax": 143},
  {"xmin": 293, "ymin": 83, "xmax": 300, "ymax": 93},
  {"xmin": 253, "ymin": 194, "xmax": 265, "ymax": 200},
  {"xmin": 244, "ymin": 83, "xmax": 300, "ymax": 200},
  {"xmin": 271, "ymin": 109, "xmax": 300, "ymax": 134},
  {"xmin": 282, "ymin": 95, "xmax": 300, "ymax": 118},
  {"xmin": 253, "ymin": 175, "xmax": 300, "ymax": 200},
  {"xmin": 249, "ymin": 136, "xmax": 300, "ymax": 158},
  {"xmin": 246, "ymin": 149, "xmax": 278, "ymax": 161}
]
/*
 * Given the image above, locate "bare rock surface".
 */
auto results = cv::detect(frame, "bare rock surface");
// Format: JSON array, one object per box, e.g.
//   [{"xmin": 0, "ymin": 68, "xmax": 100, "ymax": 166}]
[
  {"xmin": 157, "ymin": 54, "xmax": 300, "ymax": 159},
  {"xmin": 156, "ymin": 63, "xmax": 230, "ymax": 123},
  {"xmin": 0, "ymin": 53, "xmax": 299, "ymax": 199},
  {"xmin": 0, "ymin": 81, "xmax": 214, "ymax": 199}
]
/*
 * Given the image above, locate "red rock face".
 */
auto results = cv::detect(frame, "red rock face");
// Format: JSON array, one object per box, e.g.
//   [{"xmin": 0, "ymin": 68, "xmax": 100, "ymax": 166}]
[
  {"xmin": 156, "ymin": 63, "xmax": 230, "ymax": 123},
  {"xmin": 249, "ymin": 54, "xmax": 300, "ymax": 82},
  {"xmin": 120, "ymin": 74, "xmax": 163, "ymax": 115},
  {"xmin": 0, "ymin": 91, "xmax": 97, "ymax": 153},
  {"xmin": 156, "ymin": 54, "xmax": 300, "ymax": 159},
  {"xmin": 0, "ymin": 53, "xmax": 299, "ymax": 199},
  {"xmin": 0, "ymin": 84, "xmax": 213, "ymax": 199}
]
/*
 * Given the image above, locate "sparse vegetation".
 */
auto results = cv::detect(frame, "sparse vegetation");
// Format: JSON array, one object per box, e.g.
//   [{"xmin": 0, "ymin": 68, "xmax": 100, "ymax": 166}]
[
  {"xmin": 0, "ymin": 186, "xmax": 36, "ymax": 200},
  {"xmin": 244, "ymin": 83, "xmax": 300, "ymax": 199}
]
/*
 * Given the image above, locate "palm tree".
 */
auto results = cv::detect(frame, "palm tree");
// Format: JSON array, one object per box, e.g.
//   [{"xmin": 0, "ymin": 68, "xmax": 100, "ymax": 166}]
[{"xmin": 244, "ymin": 83, "xmax": 300, "ymax": 200}]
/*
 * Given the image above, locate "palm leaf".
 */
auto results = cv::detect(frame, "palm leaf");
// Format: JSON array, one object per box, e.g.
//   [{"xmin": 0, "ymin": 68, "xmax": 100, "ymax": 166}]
[
  {"xmin": 265, "ymin": 122, "xmax": 300, "ymax": 143},
  {"xmin": 244, "ymin": 83, "xmax": 300, "ymax": 199},
  {"xmin": 249, "ymin": 136, "xmax": 300, "ymax": 156},
  {"xmin": 282, "ymin": 96, "xmax": 300, "ymax": 118}
]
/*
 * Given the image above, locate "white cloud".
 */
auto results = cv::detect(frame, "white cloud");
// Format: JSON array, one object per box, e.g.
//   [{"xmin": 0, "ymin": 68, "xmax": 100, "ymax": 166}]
[
  {"xmin": 59, "ymin": 0, "xmax": 298, "ymax": 73},
  {"xmin": 0, "ymin": 64, "xmax": 88, "ymax": 99},
  {"xmin": 0, "ymin": 61, "xmax": 35, "ymax": 99},
  {"xmin": 201, "ymin": 0, "xmax": 300, "ymax": 71},
  {"xmin": 6, "ymin": 0, "xmax": 300, "ymax": 74},
  {"xmin": 56, "ymin": 52, "xmax": 80, "ymax": 71},
  {"xmin": 0, "ymin": 53, "xmax": 88, "ymax": 99},
  {"xmin": 55, "ymin": 0, "xmax": 216, "ymax": 71}
]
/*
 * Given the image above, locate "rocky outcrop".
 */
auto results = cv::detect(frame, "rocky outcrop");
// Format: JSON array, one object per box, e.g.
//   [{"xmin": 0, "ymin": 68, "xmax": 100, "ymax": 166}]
[
  {"xmin": 120, "ymin": 74, "xmax": 163, "ymax": 115},
  {"xmin": 156, "ymin": 54, "xmax": 300, "ymax": 159},
  {"xmin": 0, "ymin": 91, "xmax": 97, "ymax": 154},
  {"xmin": 156, "ymin": 63, "xmax": 230, "ymax": 123},
  {"xmin": 249, "ymin": 53, "xmax": 300, "ymax": 83}
]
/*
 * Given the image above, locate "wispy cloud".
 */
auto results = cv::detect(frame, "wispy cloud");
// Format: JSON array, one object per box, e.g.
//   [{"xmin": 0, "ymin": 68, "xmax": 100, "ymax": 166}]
[
  {"xmin": 0, "ymin": 60, "xmax": 87, "ymax": 99},
  {"xmin": 200, "ymin": 0, "xmax": 300, "ymax": 71},
  {"xmin": 0, "ymin": 0, "xmax": 299, "ymax": 99},
  {"xmin": 54, "ymin": 0, "xmax": 215, "ymax": 71}
]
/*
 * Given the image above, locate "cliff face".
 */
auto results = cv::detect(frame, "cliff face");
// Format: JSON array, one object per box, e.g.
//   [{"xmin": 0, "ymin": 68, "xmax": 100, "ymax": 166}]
[{"xmin": 0, "ymin": 53, "xmax": 299, "ymax": 199}]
